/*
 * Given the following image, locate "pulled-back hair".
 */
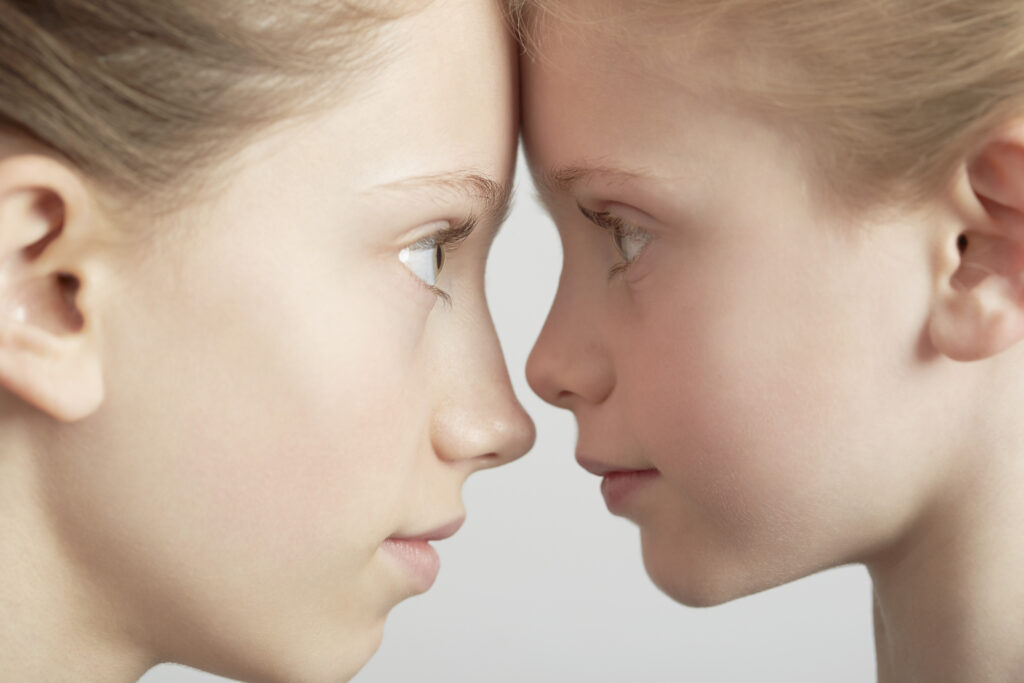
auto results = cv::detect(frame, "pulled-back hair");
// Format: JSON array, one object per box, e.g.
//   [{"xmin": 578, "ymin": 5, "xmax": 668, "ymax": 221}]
[
  {"xmin": 0, "ymin": 0, "xmax": 405, "ymax": 205},
  {"xmin": 508, "ymin": 0, "xmax": 1024, "ymax": 208}
]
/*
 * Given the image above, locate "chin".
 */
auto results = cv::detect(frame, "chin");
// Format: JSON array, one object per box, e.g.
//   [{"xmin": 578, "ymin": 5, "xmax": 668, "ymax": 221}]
[
  {"xmin": 199, "ymin": 619, "xmax": 387, "ymax": 683},
  {"xmin": 295, "ymin": 623, "xmax": 387, "ymax": 683},
  {"xmin": 645, "ymin": 564, "xmax": 745, "ymax": 608},
  {"xmin": 639, "ymin": 530, "xmax": 788, "ymax": 608}
]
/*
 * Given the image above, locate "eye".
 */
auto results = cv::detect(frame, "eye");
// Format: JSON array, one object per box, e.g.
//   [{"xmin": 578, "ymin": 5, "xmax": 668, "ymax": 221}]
[
  {"xmin": 398, "ymin": 217, "xmax": 477, "ymax": 302},
  {"xmin": 577, "ymin": 203, "xmax": 653, "ymax": 276},
  {"xmin": 399, "ymin": 237, "xmax": 446, "ymax": 288},
  {"xmin": 611, "ymin": 225, "xmax": 651, "ymax": 263}
]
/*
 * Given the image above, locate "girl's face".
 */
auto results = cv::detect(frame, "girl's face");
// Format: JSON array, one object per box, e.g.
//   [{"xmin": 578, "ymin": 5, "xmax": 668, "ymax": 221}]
[
  {"xmin": 37, "ymin": 1, "xmax": 533, "ymax": 681},
  {"xmin": 523, "ymin": 16, "xmax": 963, "ymax": 606}
]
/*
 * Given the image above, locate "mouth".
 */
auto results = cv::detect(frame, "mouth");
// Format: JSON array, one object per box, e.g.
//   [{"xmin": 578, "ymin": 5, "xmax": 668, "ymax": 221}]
[
  {"xmin": 577, "ymin": 456, "xmax": 660, "ymax": 513},
  {"xmin": 389, "ymin": 517, "xmax": 465, "ymax": 542},
  {"xmin": 600, "ymin": 469, "xmax": 660, "ymax": 512},
  {"xmin": 381, "ymin": 516, "xmax": 465, "ymax": 592}
]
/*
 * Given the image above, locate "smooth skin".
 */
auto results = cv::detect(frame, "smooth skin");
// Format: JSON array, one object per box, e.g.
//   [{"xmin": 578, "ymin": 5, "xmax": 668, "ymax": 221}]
[
  {"xmin": 522, "ymin": 8, "xmax": 1024, "ymax": 683},
  {"xmin": 0, "ymin": 1, "xmax": 534, "ymax": 682}
]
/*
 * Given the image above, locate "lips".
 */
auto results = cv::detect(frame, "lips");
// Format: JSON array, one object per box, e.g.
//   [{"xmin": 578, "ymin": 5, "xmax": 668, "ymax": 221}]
[
  {"xmin": 388, "ymin": 516, "xmax": 465, "ymax": 543},
  {"xmin": 381, "ymin": 516, "xmax": 465, "ymax": 593},
  {"xmin": 599, "ymin": 469, "xmax": 659, "ymax": 511},
  {"xmin": 577, "ymin": 455, "xmax": 659, "ymax": 513}
]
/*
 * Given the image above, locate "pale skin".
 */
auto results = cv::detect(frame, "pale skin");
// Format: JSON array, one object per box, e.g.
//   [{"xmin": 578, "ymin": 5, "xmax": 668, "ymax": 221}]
[
  {"xmin": 522, "ymin": 10, "xmax": 1024, "ymax": 683},
  {"xmin": 0, "ymin": 1, "xmax": 534, "ymax": 682}
]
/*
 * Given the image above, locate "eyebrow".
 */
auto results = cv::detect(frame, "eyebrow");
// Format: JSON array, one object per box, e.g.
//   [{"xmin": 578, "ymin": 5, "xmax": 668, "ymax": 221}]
[
  {"xmin": 534, "ymin": 164, "xmax": 652, "ymax": 197},
  {"xmin": 371, "ymin": 171, "xmax": 514, "ymax": 228}
]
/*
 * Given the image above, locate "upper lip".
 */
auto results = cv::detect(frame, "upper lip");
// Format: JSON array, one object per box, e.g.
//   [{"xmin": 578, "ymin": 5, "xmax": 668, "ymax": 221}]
[
  {"xmin": 576, "ymin": 455, "xmax": 657, "ymax": 477},
  {"xmin": 388, "ymin": 516, "xmax": 465, "ymax": 542}
]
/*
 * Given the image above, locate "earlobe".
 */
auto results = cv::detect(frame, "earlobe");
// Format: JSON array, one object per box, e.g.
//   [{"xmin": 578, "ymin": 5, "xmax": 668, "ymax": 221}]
[
  {"xmin": 0, "ymin": 322, "xmax": 103, "ymax": 422},
  {"xmin": 0, "ymin": 154, "xmax": 104, "ymax": 421},
  {"xmin": 928, "ymin": 121, "xmax": 1024, "ymax": 362}
]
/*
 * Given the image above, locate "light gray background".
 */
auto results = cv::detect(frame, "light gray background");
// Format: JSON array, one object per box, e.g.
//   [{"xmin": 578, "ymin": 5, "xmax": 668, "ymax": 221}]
[{"xmin": 140, "ymin": 154, "xmax": 876, "ymax": 683}]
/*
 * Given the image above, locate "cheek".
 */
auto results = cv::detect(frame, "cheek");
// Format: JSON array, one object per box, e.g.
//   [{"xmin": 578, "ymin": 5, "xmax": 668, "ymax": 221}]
[
  {"xmin": 620, "ymin": 295, "xmax": 795, "ymax": 519},
  {"xmin": 46, "ymin": 225, "xmax": 437, "ymax": 640},
  {"xmin": 616, "ymin": 242, "xmax": 914, "ymax": 553},
  {"xmin": 139, "ymin": 259, "xmax": 427, "ymax": 555},
  {"xmin": 165, "ymin": 322, "xmax": 416, "ymax": 551}
]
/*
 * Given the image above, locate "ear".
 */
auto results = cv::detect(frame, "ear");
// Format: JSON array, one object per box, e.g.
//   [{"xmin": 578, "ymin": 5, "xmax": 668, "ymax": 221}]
[
  {"xmin": 0, "ymin": 153, "xmax": 104, "ymax": 421},
  {"xmin": 929, "ymin": 122, "xmax": 1024, "ymax": 362}
]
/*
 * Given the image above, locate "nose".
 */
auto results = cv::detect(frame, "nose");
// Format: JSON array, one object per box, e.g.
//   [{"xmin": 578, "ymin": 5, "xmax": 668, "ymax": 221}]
[
  {"xmin": 526, "ymin": 274, "xmax": 615, "ymax": 409},
  {"xmin": 431, "ymin": 317, "xmax": 536, "ymax": 470}
]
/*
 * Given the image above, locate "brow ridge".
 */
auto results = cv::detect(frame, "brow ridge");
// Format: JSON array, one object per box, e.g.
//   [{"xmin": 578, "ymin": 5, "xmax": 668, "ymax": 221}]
[{"xmin": 374, "ymin": 170, "xmax": 514, "ymax": 227}]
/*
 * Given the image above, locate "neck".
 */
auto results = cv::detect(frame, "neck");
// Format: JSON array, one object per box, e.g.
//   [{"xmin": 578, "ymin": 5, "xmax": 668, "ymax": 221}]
[
  {"xmin": 868, "ymin": 444, "xmax": 1024, "ymax": 683},
  {"xmin": 0, "ymin": 448, "xmax": 154, "ymax": 682}
]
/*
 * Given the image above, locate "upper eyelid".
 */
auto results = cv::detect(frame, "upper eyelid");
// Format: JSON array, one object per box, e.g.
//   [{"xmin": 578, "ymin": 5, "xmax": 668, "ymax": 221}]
[
  {"xmin": 411, "ymin": 216, "xmax": 478, "ymax": 249},
  {"xmin": 577, "ymin": 202, "xmax": 629, "ymax": 232}
]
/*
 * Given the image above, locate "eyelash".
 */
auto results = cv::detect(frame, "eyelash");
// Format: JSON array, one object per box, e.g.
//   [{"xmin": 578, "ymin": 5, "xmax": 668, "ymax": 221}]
[
  {"xmin": 577, "ymin": 203, "xmax": 652, "ymax": 279},
  {"xmin": 410, "ymin": 217, "xmax": 477, "ymax": 305}
]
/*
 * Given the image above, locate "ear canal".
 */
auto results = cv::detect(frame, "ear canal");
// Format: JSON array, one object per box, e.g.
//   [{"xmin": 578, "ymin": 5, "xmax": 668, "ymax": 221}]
[{"xmin": 3, "ymin": 272, "xmax": 84, "ymax": 335}]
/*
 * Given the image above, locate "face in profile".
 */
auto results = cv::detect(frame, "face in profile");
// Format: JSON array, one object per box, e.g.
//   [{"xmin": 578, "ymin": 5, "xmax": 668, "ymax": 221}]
[
  {"xmin": 9, "ymin": 1, "xmax": 533, "ymax": 681},
  {"xmin": 522, "ymin": 8, "xmax": 961, "ymax": 607}
]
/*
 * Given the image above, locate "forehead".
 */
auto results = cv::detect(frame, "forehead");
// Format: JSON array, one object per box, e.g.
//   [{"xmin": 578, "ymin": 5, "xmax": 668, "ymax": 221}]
[
  {"xmin": 519, "ymin": 17, "xmax": 830, "ymax": 229},
  {"xmin": 160, "ymin": 0, "xmax": 518, "ymax": 245},
  {"xmin": 519, "ymin": 20, "xmax": 735, "ymax": 204},
  {"xmin": 303, "ymin": 0, "xmax": 517, "ymax": 191}
]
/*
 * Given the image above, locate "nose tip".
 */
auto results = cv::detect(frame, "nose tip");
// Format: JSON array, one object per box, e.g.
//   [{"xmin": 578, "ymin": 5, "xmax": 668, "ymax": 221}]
[
  {"xmin": 489, "ymin": 401, "xmax": 536, "ymax": 467},
  {"xmin": 432, "ymin": 386, "xmax": 536, "ymax": 470}
]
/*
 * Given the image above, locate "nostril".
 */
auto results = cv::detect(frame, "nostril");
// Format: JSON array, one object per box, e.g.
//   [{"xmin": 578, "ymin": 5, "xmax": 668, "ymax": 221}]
[
  {"xmin": 555, "ymin": 389, "xmax": 575, "ymax": 406},
  {"xmin": 470, "ymin": 447, "xmax": 520, "ymax": 470}
]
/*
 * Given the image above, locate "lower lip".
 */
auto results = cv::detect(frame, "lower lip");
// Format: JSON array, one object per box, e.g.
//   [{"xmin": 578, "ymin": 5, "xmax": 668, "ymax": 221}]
[
  {"xmin": 601, "ymin": 470, "xmax": 660, "ymax": 512},
  {"xmin": 380, "ymin": 539, "xmax": 441, "ymax": 592}
]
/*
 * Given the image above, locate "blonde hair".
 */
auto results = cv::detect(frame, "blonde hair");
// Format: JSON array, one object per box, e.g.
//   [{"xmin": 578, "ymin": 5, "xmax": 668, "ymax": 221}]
[
  {"xmin": 0, "ymin": 0, "xmax": 407, "ymax": 207},
  {"xmin": 508, "ymin": 0, "xmax": 1024, "ymax": 208}
]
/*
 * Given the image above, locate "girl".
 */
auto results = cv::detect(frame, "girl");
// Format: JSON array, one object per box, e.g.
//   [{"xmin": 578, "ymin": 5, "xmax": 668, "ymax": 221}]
[
  {"xmin": 0, "ymin": 0, "xmax": 533, "ymax": 681},
  {"xmin": 515, "ymin": 1, "xmax": 1024, "ymax": 681}
]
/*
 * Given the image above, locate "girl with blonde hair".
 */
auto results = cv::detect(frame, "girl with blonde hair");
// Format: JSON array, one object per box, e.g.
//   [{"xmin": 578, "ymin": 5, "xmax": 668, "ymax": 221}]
[
  {"xmin": 0, "ymin": 1, "xmax": 533, "ymax": 681},
  {"xmin": 515, "ymin": 1, "xmax": 1024, "ymax": 680}
]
